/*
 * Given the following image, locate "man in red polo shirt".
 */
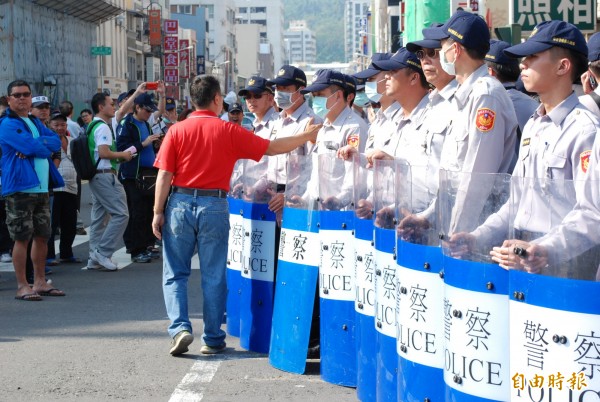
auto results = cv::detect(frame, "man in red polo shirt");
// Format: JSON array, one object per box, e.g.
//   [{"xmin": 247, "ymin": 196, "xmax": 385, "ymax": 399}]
[{"xmin": 153, "ymin": 75, "xmax": 320, "ymax": 356}]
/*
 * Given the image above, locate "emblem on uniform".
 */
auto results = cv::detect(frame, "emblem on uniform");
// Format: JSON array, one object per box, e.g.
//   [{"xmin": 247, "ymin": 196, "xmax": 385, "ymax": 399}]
[
  {"xmin": 522, "ymin": 138, "xmax": 530, "ymax": 147},
  {"xmin": 475, "ymin": 108, "xmax": 496, "ymax": 132},
  {"xmin": 580, "ymin": 150, "xmax": 591, "ymax": 173},
  {"xmin": 347, "ymin": 134, "xmax": 360, "ymax": 149}
]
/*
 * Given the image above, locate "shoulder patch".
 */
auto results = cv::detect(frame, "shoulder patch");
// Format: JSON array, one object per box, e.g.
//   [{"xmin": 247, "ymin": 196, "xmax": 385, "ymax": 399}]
[
  {"xmin": 522, "ymin": 138, "xmax": 530, "ymax": 147},
  {"xmin": 347, "ymin": 133, "xmax": 360, "ymax": 149},
  {"xmin": 580, "ymin": 150, "xmax": 591, "ymax": 173},
  {"xmin": 475, "ymin": 108, "xmax": 496, "ymax": 132}
]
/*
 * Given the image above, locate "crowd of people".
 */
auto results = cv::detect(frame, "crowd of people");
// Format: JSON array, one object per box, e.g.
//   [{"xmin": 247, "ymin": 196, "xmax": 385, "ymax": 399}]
[{"xmin": 2, "ymin": 11, "xmax": 600, "ymax": 356}]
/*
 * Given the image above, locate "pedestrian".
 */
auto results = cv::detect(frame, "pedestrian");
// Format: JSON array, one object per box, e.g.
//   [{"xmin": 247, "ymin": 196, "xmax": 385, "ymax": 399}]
[
  {"xmin": 227, "ymin": 102, "xmax": 244, "ymax": 126},
  {"xmin": 0, "ymin": 95, "xmax": 12, "ymax": 262},
  {"xmin": 47, "ymin": 111, "xmax": 80, "ymax": 263},
  {"xmin": 239, "ymin": 76, "xmax": 279, "ymax": 139},
  {"xmin": 30, "ymin": 95, "xmax": 51, "ymax": 126},
  {"xmin": 151, "ymin": 75, "xmax": 320, "ymax": 356},
  {"xmin": 152, "ymin": 96, "xmax": 178, "ymax": 136},
  {"xmin": 117, "ymin": 93, "xmax": 162, "ymax": 263},
  {"xmin": 59, "ymin": 100, "xmax": 83, "ymax": 139},
  {"xmin": 0, "ymin": 95, "xmax": 8, "ymax": 115},
  {"xmin": 579, "ymin": 32, "xmax": 600, "ymax": 116},
  {"xmin": 86, "ymin": 92, "xmax": 134, "ymax": 271},
  {"xmin": 0, "ymin": 80, "xmax": 65, "ymax": 300},
  {"xmin": 79, "ymin": 108, "xmax": 93, "ymax": 131}
]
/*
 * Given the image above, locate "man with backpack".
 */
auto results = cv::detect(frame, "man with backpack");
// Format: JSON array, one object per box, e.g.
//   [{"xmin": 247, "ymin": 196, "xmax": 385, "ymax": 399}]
[{"xmin": 84, "ymin": 92, "xmax": 134, "ymax": 271}]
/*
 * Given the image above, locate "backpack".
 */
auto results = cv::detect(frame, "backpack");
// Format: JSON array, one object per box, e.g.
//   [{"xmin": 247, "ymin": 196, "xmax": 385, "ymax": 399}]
[{"xmin": 70, "ymin": 119, "xmax": 103, "ymax": 180}]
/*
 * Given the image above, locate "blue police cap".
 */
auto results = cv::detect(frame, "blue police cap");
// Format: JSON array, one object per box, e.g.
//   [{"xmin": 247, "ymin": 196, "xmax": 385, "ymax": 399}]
[
  {"xmin": 267, "ymin": 65, "xmax": 307, "ymax": 87},
  {"xmin": 165, "ymin": 97, "xmax": 176, "ymax": 110},
  {"xmin": 238, "ymin": 76, "xmax": 274, "ymax": 97},
  {"xmin": 485, "ymin": 40, "xmax": 519, "ymax": 66},
  {"xmin": 587, "ymin": 32, "xmax": 600, "ymax": 62},
  {"xmin": 371, "ymin": 47, "xmax": 422, "ymax": 72},
  {"xmin": 301, "ymin": 69, "xmax": 346, "ymax": 94},
  {"xmin": 353, "ymin": 53, "xmax": 393, "ymax": 79},
  {"xmin": 406, "ymin": 23, "xmax": 444, "ymax": 53},
  {"xmin": 343, "ymin": 74, "xmax": 357, "ymax": 94},
  {"xmin": 503, "ymin": 20, "xmax": 587, "ymax": 58},
  {"xmin": 427, "ymin": 11, "xmax": 490, "ymax": 54},
  {"xmin": 134, "ymin": 93, "xmax": 158, "ymax": 111}
]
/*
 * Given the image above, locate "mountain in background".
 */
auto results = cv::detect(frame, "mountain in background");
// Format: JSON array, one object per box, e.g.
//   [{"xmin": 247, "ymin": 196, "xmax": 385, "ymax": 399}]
[{"xmin": 282, "ymin": 0, "xmax": 346, "ymax": 63}]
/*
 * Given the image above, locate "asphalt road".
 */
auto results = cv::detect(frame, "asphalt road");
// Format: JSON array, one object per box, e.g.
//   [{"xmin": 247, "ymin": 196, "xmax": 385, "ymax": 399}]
[{"xmin": 0, "ymin": 183, "xmax": 358, "ymax": 402}]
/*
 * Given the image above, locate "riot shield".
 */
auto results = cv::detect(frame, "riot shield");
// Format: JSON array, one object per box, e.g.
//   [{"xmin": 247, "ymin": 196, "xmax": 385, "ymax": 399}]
[
  {"xmin": 239, "ymin": 156, "xmax": 278, "ymax": 353},
  {"xmin": 395, "ymin": 162, "xmax": 445, "ymax": 402},
  {"xmin": 353, "ymin": 153, "xmax": 376, "ymax": 401},
  {"xmin": 318, "ymin": 153, "xmax": 357, "ymax": 387},
  {"xmin": 439, "ymin": 169, "xmax": 512, "ymax": 401},
  {"xmin": 226, "ymin": 160, "xmax": 245, "ymax": 337},
  {"xmin": 269, "ymin": 154, "xmax": 320, "ymax": 374},
  {"xmin": 508, "ymin": 177, "xmax": 600, "ymax": 401},
  {"xmin": 373, "ymin": 158, "xmax": 398, "ymax": 402}
]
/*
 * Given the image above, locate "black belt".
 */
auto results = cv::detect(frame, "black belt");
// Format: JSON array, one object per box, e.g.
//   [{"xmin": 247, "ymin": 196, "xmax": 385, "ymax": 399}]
[
  {"xmin": 276, "ymin": 184, "xmax": 286, "ymax": 192},
  {"xmin": 97, "ymin": 169, "xmax": 116, "ymax": 174},
  {"xmin": 514, "ymin": 229, "xmax": 545, "ymax": 242},
  {"xmin": 172, "ymin": 186, "xmax": 227, "ymax": 198}
]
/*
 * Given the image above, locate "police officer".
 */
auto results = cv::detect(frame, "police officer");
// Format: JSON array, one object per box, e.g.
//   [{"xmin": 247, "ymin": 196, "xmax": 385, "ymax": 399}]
[
  {"xmin": 239, "ymin": 76, "xmax": 278, "ymax": 140},
  {"xmin": 485, "ymin": 40, "xmax": 539, "ymax": 134},
  {"xmin": 345, "ymin": 75, "xmax": 370, "ymax": 125},
  {"xmin": 579, "ymin": 32, "xmax": 600, "ymax": 116},
  {"xmin": 427, "ymin": 10, "xmax": 518, "ymax": 174},
  {"xmin": 354, "ymin": 53, "xmax": 402, "ymax": 151},
  {"xmin": 450, "ymin": 21, "xmax": 600, "ymax": 280}
]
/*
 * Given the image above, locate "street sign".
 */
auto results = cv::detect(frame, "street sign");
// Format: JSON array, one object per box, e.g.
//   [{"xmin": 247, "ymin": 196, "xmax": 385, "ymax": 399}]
[
  {"xmin": 512, "ymin": 0, "xmax": 596, "ymax": 32},
  {"xmin": 164, "ymin": 19, "xmax": 178, "ymax": 35},
  {"xmin": 197, "ymin": 55, "xmax": 205, "ymax": 75},
  {"xmin": 164, "ymin": 36, "xmax": 178, "ymax": 52},
  {"xmin": 91, "ymin": 46, "xmax": 112, "ymax": 56},
  {"xmin": 164, "ymin": 68, "xmax": 179, "ymax": 84}
]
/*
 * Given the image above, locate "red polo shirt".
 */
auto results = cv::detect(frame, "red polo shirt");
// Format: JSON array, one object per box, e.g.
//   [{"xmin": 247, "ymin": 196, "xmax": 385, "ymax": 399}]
[{"xmin": 154, "ymin": 110, "xmax": 269, "ymax": 191}]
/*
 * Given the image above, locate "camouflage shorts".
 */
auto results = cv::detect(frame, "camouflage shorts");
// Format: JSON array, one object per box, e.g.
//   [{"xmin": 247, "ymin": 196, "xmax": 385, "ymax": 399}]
[{"xmin": 5, "ymin": 192, "xmax": 51, "ymax": 241}]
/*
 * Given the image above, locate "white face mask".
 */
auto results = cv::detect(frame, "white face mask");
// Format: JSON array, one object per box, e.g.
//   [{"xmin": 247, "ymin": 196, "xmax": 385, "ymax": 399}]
[
  {"xmin": 440, "ymin": 44, "xmax": 456, "ymax": 76},
  {"xmin": 274, "ymin": 89, "xmax": 298, "ymax": 110},
  {"xmin": 365, "ymin": 78, "xmax": 386, "ymax": 102}
]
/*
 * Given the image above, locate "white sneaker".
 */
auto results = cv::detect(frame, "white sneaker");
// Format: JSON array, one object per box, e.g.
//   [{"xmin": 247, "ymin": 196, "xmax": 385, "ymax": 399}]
[
  {"xmin": 90, "ymin": 250, "xmax": 118, "ymax": 271},
  {"xmin": 86, "ymin": 258, "xmax": 102, "ymax": 270},
  {"xmin": 0, "ymin": 253, "xmax": 12, "ymax": 263}
]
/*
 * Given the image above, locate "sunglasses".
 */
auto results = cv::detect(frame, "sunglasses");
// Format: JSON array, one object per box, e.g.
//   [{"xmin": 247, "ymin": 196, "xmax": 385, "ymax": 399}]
[
  {"xmin": 10, "ymin": 92, "xmax": 31, "ymax": 99},
  {"xmin": 415, "ymin": 48, "xmax": 441, "ymax": 60},
  {"xmin": 245, "ymin": 93, "xmax": 264, "ymax": 100}
]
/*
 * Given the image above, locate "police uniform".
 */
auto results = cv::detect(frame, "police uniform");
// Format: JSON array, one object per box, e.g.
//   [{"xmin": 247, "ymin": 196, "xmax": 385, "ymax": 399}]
[
  {"xmin": 579, "ymin": 32, "xmax": 600, "ymax": 117},
  {"xmin": 313, "ymin": 106, "xmax": 368, "ymax": 155},
  {"xmin": 238, "ymin": 76, "xmax": 278, "ymax": 140},
  {"xmin": 365, "ymin": 102, "xmax": 402, "ymax": 151},
  {"xmin": 439, "ymin": 64, "xmax": 518, "ymax": 174}
]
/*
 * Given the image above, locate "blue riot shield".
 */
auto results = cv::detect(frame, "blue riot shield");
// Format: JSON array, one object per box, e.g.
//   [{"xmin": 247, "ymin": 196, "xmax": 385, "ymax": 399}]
[
  {"xmin": 226, "ymin": 160, "xmax": 244, "ymax": 337},
  {"xmin": 394, "ymin": 162, "xmax": 445, "ymax": 402},
  {"xmin": 439, "ymin": 170, "xmax": 512, "ymax": 401},
  {"xmin": 353, "ymin": 154, "xmax": 376, "ymax": 401},
  {"xmin": 373, "ymin": 159, "xmax": 398, "ymax": 402},
  {"xmin": 239, "ymin": 157, "xmax": 278, "ymax": 353},
  {"xmin": 506, "ymin": 177, "xmax": 600, "ymax": 401},
  {"xmin": 318, "ymin": 153, "xmax": 357, "ymax": 387},
  {"xmin": 269, "ymin": 154, "xmax": 320, "ymax": 374}
]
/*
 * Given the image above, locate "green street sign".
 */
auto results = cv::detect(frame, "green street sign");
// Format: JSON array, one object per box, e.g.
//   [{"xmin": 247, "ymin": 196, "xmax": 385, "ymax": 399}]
[
  {"xmin": 91, "ymin": 46, "xmax": 112, "ymax": 56},
  {"xmin": 512, "ymin": 0, "xmax": 596, "ymax": 32}
]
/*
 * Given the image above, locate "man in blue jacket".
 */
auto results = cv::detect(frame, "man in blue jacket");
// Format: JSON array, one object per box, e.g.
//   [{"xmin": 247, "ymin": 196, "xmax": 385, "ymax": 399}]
[{"xmin": 0, "ymin": 80, "xmax": 65, "ymax": 301}]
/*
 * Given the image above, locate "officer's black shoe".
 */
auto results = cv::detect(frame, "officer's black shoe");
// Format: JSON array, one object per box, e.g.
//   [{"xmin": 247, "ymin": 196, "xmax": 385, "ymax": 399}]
[{"xmin": 307, "ymin": 344, "xmax": 320, "ymax": 359}]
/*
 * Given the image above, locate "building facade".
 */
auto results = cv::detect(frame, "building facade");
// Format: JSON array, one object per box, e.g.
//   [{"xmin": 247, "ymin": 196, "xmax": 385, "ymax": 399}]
[
  {"xmin": 344, "ymin": 0, "xmax": 370, "ymax": 63},
  {"xmin": 284, "ymin": 20, "xmax": 317, "ymax": 65}
]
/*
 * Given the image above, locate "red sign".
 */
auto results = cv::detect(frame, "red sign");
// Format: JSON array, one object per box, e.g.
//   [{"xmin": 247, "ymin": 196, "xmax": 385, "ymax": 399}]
[
  {"xmin": 180, "ymin": 49, "xmax": 189, "ymax": 63},
  {"xmin": 164, "ymin": 68, "xmax": 179, "ymax": 84},
  {"xmin": 148, "ymin": 9, "xmax": 161, "ymax": 46},
  {"xmin": 180, "ymin": 64, "xmax": 189, "ymax": 79},
  {"xmin": 164, "ymin": 19, "xmax": 178, "ymax": 35},
  {"xmin": 164, "ymin": 36, "xmax": 178, "ymax": 52},
  {"xmin": 164, "ymin": 53, "xmax": 179, "ymax": 67},
  {"xmin": 180, "ymin": 39, "xmax": 189, "ymax": 50}
]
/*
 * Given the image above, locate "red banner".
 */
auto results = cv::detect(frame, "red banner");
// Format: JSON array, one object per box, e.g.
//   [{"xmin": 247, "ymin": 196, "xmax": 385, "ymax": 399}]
[
  {"xmin": 179, "ymin": 39, "xmax": 189, "ymax": 50},
  {"xmin": 148, "ymin": 9, "xmax": 161, "ymax": 46},
  {"xmin": 180, "ymin": 64, "xmax": 189, "ymax": 79},
  {"xmin": 164, "ymin": 19, "xmax": 178, "ymax": 35},
  {"xmin": 164, "ymin": 36, "xmax": 178, "ymax": 52},
  {"xmin": 164, "ymin": 68, "xmax": 179, "ymax": 84},
  {"xmin": 164, "ymin": 53, "xmax": 179, "ymax": 67}
]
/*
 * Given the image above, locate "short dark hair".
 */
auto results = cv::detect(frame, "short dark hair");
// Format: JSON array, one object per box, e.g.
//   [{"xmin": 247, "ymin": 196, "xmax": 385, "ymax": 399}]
[
  {"xmin": 59, "ymin": 100, "xmax": 74, "ymax": 116},
  {"xmin": 448, "ymin": 38, "xmax": 489, "ymax": 61},
  {"xmin": 91, "ymin": 92, "xmax": 110, "ymax": 114},
  {"xmin": 190, "ymin": 75, "xmax": 222, "ymax": 108},
  {"xmin": 550, "ymin": 46, "xmax": 588, "ymax": 83},
  {"xmin": 80, "ymin": 108, "xmax": 92, "ymax": 116},
  {"xmin": 486, "ymin": 61, "xmax": 520, "ymax": 83},
  {"xmin": 331, "ymin": 84, "xmax": 348, "ymax": 102},
  {"xmin": 7, "ymin": 80, "xmax": 31, "ymax": 96}
]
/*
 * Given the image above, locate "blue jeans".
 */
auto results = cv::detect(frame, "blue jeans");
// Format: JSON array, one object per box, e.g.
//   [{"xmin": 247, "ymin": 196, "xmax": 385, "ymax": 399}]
[{"xmin": 162, "ymin": 192, "xmax": 230, "ymax": 347}]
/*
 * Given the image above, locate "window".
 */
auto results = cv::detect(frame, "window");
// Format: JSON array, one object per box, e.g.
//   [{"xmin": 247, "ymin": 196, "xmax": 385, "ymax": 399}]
[
  {"xmin": 178, "ymin": 5, "xmax": 191, "ymax": 14},
  {"xmin": 251, "ymin": 7, "xmax": 266, "ymax": 13},
  {"xmin": 239, "ymin": 7, "xmax": 247, "ymax": 13},
  {"xmin": 202, "ymin": 4, "xmax": 214, "ymax": 19}
]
